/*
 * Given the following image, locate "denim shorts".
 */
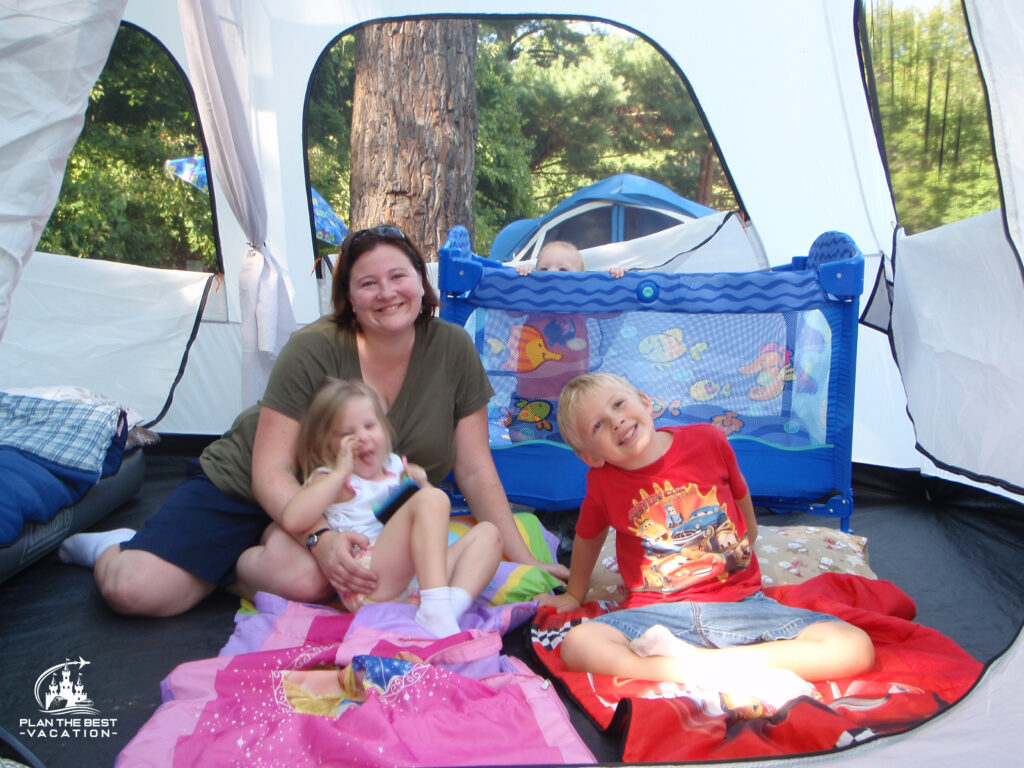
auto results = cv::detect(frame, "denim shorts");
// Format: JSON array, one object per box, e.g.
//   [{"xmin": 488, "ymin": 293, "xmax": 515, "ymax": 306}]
[{"xmin": 593, "ymin": 591, "xmax": 841, "ymax": 648}]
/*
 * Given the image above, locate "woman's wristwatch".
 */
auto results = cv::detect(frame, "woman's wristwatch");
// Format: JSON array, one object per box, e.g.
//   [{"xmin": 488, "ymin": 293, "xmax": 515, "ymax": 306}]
[{"xmin": 305, "ymin": 527, "xmax": 331, "ymax": 550}]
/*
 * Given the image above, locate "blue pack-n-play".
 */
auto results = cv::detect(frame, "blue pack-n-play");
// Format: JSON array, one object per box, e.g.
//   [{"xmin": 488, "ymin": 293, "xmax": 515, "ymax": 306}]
[{"xmin": 439, "ymin": 228, "xmax": 863, "ymax": 531}]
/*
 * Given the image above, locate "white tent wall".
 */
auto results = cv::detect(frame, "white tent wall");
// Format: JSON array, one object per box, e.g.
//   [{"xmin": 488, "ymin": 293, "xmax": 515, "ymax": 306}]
[
  {"xmin": 119, "ymin": 0, "xmax": 247, "ymax": 325},
  {"xmin": 0, "ymin": 252, "xmax": 212, "ymax": 423},
  {"xmin": 120, "ymin": 0, "xmax": 900, "ymax": 303},
  {"xmin": 155, "ymin": 316, "xmax": 242, "ymax": 434},
  {"xmin": 0, "ymin": 0, "xmax": 126, "ymax": 339},
  {"xmin": 578, "ymin": 212, "xmax": 770, "ymax": 274},
  {"xmin": 892, "ymin": 211, "xmax": 1024, "ymax": 495},
  {"xmin": 0, "ymin": 0, "xmax": 226, "ymax": 429},
  {"xmin": 863, "ymin": 1, "xmax": 1024, "ymax": 502},
  {"xmin": 121, "ymin": 0, "xmax": 337, "ymax": 328}
]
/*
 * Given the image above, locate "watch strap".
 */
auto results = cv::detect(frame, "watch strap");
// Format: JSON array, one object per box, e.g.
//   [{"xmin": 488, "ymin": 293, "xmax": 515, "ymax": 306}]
[{"xmin": 306, "ymin": 527, "xmax": 331, "ymax": 550}]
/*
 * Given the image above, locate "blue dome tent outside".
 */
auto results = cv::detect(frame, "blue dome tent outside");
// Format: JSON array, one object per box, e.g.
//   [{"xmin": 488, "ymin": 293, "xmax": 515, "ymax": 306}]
[{"xmin": 488, "ymin": 173, "xmax": 716, "ymax": 262}]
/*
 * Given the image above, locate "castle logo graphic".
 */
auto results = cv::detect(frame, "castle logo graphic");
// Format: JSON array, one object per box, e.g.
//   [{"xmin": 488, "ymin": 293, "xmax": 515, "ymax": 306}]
[
  {"xmin": 19, "ymin": 657, "xmax": 117, "ymax": 740},
  {"xmin": 34, "ymin": 657, "xmax": 98, "ymax": 716}
]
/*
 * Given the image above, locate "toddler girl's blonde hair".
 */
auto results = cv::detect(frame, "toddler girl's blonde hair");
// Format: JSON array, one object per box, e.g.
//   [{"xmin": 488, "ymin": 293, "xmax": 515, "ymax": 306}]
[
  {"xmin": 557, "ymin": 372, "xmax": 644, "ymax": 453},
  {"xmin": 294, "ymin": 378, "xmax": 392, "ymax": 482}
]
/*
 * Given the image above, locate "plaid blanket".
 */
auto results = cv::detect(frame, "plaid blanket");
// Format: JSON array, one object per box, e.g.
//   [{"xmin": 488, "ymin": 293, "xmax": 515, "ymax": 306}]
[{"xmin": 0, "ymin": 392, "xmax": 124, "ymax": 476}]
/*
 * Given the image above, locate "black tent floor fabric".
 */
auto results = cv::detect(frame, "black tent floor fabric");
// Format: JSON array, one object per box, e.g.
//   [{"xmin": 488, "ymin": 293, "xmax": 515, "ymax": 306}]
[{"xmin": 2, "ymin": 447, "xmax": 1023, "ymax": 768}]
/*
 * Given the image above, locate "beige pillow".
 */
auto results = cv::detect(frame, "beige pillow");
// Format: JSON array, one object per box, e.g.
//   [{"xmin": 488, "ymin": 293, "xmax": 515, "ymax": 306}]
[
  {"xmin": 755, "ymin": 525, "xmax": 875, "ymax": 586},
  {"xmin": 584, "ymin": 532, "xmax": 630, "ymax": 604},
  {"xmin": 585, "ymin": 524, "xmax": 875, "ymax": 604}
]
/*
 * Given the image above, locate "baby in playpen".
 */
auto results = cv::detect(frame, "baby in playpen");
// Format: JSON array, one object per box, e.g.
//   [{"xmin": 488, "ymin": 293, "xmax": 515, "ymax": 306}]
[
  {"xmin": 504, "ymin": 241, "xmax": 623, "ymax": 442},
  {"xmin": 535, "ymin": 371, "xmax": 874, "ymax": 689},
  {"xmin": 237, "ymin": 378, "xmax": 502, "ymax": 637}
]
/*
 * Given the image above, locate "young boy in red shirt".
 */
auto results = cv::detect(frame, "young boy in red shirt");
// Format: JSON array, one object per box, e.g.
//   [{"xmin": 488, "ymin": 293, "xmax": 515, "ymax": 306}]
[{"xmin": 537, "ymin": 372, "xmax": 874, "ymax": 686}]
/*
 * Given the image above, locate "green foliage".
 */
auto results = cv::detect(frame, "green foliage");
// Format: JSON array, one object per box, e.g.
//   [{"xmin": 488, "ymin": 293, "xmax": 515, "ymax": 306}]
[
  {"xmin": 470, "ymin": 20, "xmax": 735, "ymax": 254},
  {"xmin": 303, "ymin": 20, "xmax": 732, "ymax": 256},
  {"xmin": 38, "ymin": 25, "xmax": 216, "ymax": 270},
  {"xmin": 479, "ymin": 19, "xmax": 587, "ymax": 65},
  {"xmin": 306, "ymin": 36, "xmax": 355, "ymax": 257},
  {"xmin": 43, "ymin": 10, "xmax": 998, "ymax": 269},
  {"xmin": 474, "ymin": 39, "xmax": 538, "ymax": 252},
  {"xmin": 601, "ymin": 38, "xmax": 727, "ymax": 206},
  {"xmin": 866, "ymin": 0, "xmax": 999, "ymax": 233},
  {"xmin": 40, "ymin": 19, "xmax": 738, "ymax": 266}
]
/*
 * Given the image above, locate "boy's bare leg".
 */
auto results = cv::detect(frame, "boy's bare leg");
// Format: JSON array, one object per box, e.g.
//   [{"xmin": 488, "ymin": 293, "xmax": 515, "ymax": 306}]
[
  {"xmin": 562, "ymin": 621, "xmax": 822, "ymax": 706},
  {"xmin": 629, "ymin": 619, "xmax": 875, "ymax": 681},
  {"xmin": 561, "ymin": 620, "xmax": 699, "ymax": 681}
]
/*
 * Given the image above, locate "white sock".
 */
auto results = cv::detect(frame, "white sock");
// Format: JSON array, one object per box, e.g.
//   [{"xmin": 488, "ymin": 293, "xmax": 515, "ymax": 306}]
[
  {"xmin": 415, "ymin": 586, "xmax": 462, "ymax": 637},
  {"xmin": 58, "ymin": 529, "xmax": 135, "ymax": 568},
  {"xmin": 629, "ymin": 624, "xmax": 700, "ymax": 659},
  {"xmin": 449, "ymin": 586, "xmax": 474, "ymax": 619},
  {"xmin": 629, "ymin": 625, "xmax": 815, "ymax": 706}
]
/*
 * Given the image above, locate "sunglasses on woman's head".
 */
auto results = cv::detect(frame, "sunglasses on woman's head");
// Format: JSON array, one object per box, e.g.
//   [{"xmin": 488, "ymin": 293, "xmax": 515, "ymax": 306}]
[{"xmin": 348, "ymin": 225, "xmax": 408, "ymax": 248}]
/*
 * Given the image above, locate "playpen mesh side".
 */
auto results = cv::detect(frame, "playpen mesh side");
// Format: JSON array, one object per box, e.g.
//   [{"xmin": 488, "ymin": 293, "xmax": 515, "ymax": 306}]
[{"xmin": 472, "ymin": 307, "xmax": 833, "ymax": 452}]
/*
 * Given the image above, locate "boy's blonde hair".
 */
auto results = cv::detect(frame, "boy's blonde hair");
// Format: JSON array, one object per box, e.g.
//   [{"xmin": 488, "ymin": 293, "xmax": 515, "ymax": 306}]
[
  {"xmin": 294, "ymin": 377, "xmax": 392, "ymax": 482},
  {"xmin": 536, "ymin": 240, "xmax": 585, "ymax": 271},
  {"xmin": 558, "ymin": 372, "xmax": 645, "ymax": 453}
]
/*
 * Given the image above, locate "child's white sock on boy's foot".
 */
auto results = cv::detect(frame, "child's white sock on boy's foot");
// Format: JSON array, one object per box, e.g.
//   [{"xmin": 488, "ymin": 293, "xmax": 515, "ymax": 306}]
[
  {"xmin": 449, "ymin": 586, "xmax": 474, "ymax": 619},
  {"xmin": 415, "ymin": 586, "xmax": 462, "ymax": 637},
  {"xmin": 629, "ymin": 624, "xmax": 816, "ymax": 706},
  {"xmin": 629, "ymin": 624, "xmax": 700, "ymax": 660},
  {"xmin": 58, "ymin": 529, "xmax": 135, "ymax": 568}
]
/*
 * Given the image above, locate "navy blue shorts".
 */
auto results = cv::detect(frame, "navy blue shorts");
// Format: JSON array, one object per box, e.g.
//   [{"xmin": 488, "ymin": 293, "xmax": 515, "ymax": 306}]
[{"xmin": 121, "ymin": 459, "xmax": 270, "ymax": 587}]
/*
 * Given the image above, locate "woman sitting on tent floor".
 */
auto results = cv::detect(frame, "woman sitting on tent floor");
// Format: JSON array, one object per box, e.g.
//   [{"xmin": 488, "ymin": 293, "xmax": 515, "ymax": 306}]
[{"xmin": 59, "ymin": 225, "xmax": 568, "ymax": 617}]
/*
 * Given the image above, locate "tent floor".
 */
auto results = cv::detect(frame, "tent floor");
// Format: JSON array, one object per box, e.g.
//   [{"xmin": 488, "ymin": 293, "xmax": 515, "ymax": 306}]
[{"xmin": 2, "ymin": 446, "xmax": 1023, "ymax": 768}]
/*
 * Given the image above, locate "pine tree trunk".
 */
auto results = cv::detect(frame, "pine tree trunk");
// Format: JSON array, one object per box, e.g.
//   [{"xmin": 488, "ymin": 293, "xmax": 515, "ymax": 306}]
[
  {"xmin": 696, "ymin": 142, "xmax": 714, "ymax": 207},
  {"xmin": 922, "ymin": 55, "xmax": 935, "ymax": 163},
  {"xmin": 937, "ymin": 60, "xmax": 951, "ymax": 174},
  {"xmin": 350, "ymin": 19, "xmax": 478, "ymax": 260}
]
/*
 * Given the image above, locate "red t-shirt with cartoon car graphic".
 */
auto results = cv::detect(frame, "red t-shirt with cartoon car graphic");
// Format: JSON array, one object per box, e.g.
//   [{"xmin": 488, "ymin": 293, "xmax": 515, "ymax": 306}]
[{"xmin": 577, "ymin": 424, "xmax": 761, "ymax": 609}]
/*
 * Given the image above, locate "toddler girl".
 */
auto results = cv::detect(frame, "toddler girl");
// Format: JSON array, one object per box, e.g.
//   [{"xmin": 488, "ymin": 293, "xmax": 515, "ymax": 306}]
[{"xmin": 241, "ymin": 378, "xmax": 503, "ymax": 637}]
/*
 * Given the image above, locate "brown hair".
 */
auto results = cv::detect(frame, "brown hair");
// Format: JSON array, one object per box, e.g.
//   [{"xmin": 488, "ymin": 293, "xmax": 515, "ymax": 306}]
[
  {"xmin": 331, "ymin": 225, "xmax": 439, "ymax": 329},
  {"xmin": 294, "ymin": 378, "xmax": 392, "ymax": 482},
  {"xmin": 557, "ymin": 372, "xmax": 644, "ymax": 453}
]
